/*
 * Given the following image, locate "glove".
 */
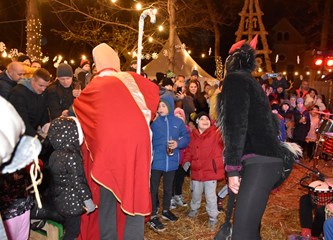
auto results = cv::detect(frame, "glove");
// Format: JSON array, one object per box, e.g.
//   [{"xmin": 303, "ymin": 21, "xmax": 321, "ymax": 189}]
[
  {"xmin": 84, "ymin": 199, "xmax": 97, "ymax": 214},
  {"xmin": 183, "ymin": 162, "xmax": 191, "ymax": 172}
]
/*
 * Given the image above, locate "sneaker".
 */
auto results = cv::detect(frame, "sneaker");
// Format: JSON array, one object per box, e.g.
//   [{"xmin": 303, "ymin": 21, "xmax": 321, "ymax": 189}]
[
  {"xmin": 207, "ymin": 219, "xmax": 218, "ymax": 231},
  {"xmin": 174, "ymin": 195, "xmax": 187, "ymax": 207},
  {"xmin": 170, "ymin": 197, "xmax": 177, "ymax": 210},
  {"xmin": 217, "ymin": 197, "xmax": 224, "ymax": 212},
  {"xmin": 162, "ymin": 210, "xmax": 178, "ymax": 222},
  {"xmin": 148, "ymin": 216, "xmax": 165, "ymax": 232},
  {"xmin": 188, "ymin": 209, "xmax": 198, "ymax": 218}
]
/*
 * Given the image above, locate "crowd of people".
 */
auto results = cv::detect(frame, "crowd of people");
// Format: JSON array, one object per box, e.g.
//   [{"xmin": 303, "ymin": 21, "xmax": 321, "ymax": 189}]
[{"xmin": 0, "ymin": 40, "xmax": 333, "ymax": 240}]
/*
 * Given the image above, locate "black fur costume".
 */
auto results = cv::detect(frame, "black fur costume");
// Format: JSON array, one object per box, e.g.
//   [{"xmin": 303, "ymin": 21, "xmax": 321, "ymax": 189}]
[{"xmin": 217, "ymin": 43, "xmax": 298, "ymax": 187}]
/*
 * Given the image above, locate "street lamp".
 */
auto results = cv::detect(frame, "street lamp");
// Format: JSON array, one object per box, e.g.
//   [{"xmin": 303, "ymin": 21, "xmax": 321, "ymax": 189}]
[{"xmin": 137, "ymin": 9, "xmax": 156, "ymax": 74}]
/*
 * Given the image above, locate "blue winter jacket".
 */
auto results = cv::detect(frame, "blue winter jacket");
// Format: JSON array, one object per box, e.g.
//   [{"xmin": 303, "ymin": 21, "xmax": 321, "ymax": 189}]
[{"xmin": 151, "ymin": 95, "xmax": 190, "ymax": 172}]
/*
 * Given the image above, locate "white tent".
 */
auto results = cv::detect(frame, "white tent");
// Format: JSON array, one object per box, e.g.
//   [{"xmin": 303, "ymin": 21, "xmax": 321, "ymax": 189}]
[{"xmin": 143, "ymin": 34, "xmax": 217, "ymax": 86}]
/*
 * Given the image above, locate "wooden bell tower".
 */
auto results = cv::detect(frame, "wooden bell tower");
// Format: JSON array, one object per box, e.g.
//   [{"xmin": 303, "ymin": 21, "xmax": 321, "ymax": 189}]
[{"xmin": 235, "ymin": 0, "xmax": 272, "ymax": 74}]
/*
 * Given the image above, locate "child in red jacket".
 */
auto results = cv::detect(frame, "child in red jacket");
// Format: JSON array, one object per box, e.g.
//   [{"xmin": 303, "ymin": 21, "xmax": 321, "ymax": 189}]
[{"xmin": 183, "ymin": 112, "xmax": 224, "ymax": 230}]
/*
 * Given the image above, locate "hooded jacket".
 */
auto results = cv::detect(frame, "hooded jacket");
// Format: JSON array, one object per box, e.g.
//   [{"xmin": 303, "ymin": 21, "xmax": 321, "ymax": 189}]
[
  {"xmin": 48, "ymin": 117, "xmax": 92, "ymax": 217},
  {"xmin": 183, "ymin": 125, "xmax": 224, "ymax": 181},
  {"xmin": 151, "ymin": 95, "xmax": 190, "ymax": 172}
]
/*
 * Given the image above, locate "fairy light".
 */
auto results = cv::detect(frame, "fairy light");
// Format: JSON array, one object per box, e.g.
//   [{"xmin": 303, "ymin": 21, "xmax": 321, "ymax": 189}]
[
  {"xmin": 111, "ymin": 0, "xmax": 117, "ymax": 2},
  {"xmin": 81, "ymin": 55, "xmax": 86, "ymax": 60},
  {"xmin": 258, "ymin": 67, "xmax": 263, "ymax": 72},
  {"xmin": 317, "ymin": 70, "xmax": 321, "ymax": 74},
  {"xmin": 283, "ymin": 71, "xmax": 287, "ymax": 75},
  {"xmin": 148, "ymin": 37, "xmax": 153, "ymax": 42},
  {"xmin": 201, "ymin": 53, "xmax": 205, "ymax": 58},
  {"xmin": 26, "ymin": 18, "xmax": 42, "ymax": 60},
  {"xmin": 294, "ymin": 71, "xmax": 299, "ymax": 76},
  {"xmin": 158, "ymin": 25, "xmax": 164, "ymax": 31},
  {"xmin": 152, "ymin": 9, "xmax": 157, "ymax": 14},
  {"xmin": 2, "ymin": 51, "xmax": 7, "ymax": 58},
  {"xmin": 70, "ymin": 59, "xmax": 75, "ymax": 64},
  {"xmin": 136, "ymin": 3, "xmax": 142, "ymax": 10},
  {"xmin": 306, "ymin": 71, "xmax": 310, "ymax": 75},
  {"xmin": 188, "ymin": 50, "xmax": 191, "ymax": 54}
]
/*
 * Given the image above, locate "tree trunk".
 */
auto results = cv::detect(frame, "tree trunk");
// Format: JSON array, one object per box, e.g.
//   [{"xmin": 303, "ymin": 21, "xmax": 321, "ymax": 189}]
[
  {"xmin": 320, "ymin": 0, "xmax": 331, "ymax": 50},
  {"xmin": 26, "ymin": 0, "xmax": 42, "ymax": 60},
  {"xmin": 168, "ymin": 0, "xmax": 176, "ymax": 72},
  {"xmin": 206, "ymin": 0, "xmax": 222, "ymax": 80}
]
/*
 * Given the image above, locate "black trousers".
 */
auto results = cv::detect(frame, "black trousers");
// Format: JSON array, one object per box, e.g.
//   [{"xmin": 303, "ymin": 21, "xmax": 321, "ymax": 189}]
[
  {"xmin": 99, "ymin": 186, "xmax": 144, "ymax": 240},
  {"xmin": 173, "ymin": 165, "xmax": 187, "ymax": 196},
  {"xmin": 299, "ymin": 194, "xmax": 325, "ymax": 237},
  {"xmin": 63, "ymin": 215, "xmax": 81, "ymax": 240},
  {"xmin": 150, "ymin": 170, "xmax": 176, "ymax": 215},
  {"xmin": 232, "ymin": 160, "xmax": 283, "ymax": 240}
]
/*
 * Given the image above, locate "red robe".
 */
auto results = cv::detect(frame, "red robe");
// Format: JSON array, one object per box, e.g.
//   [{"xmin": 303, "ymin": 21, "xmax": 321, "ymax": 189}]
[{"xmin": 74, "ymin": 70, "xmax": 159, "ymax": 240}]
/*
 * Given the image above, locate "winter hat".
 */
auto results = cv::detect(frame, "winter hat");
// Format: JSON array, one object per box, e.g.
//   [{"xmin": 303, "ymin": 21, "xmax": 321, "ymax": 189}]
[
  {"xmin": 56, "ymin": 63, "xmax": 73, "ymax": 78},
  {"xmin": 196, "ymin": 112, "xmax": 210, "ymax": 121},
  {"xmin": 162, "ymin": 78, "xmax": 174, "ymax": 87},
  {"xmin": 281, "ymin": 99, "xmax": 290, "ymax": 107},
  {"xmin": 17, "ymin": 54, "xmax": 31, "ymax": 64},
  {"xmin": 191, "ymin": 69, "xmax": 199, "ymax": 76},
  {"xmin": 92, "ymin": 43, "xmax": 120, "ymax": 72},
  {"xmin": 174, "ymin": 107, "xmax": 185, "ymax": 122},
  {"xmin": 297, "ymin": 98, "xmax": 304, "ymax": 104},
  {"xmin": 160, "ymin": 95, "xmax": 174, "ymax": 114},
  {"xmin": 80, "ymin": 59, "xmax": 90, "ymax": 68}
]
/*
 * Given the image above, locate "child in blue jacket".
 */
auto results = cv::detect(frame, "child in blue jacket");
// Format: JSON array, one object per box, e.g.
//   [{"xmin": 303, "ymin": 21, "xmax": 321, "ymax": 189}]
[{"xmin": 148, "ymin": 95, "xmax": 190, "ymax": 232}]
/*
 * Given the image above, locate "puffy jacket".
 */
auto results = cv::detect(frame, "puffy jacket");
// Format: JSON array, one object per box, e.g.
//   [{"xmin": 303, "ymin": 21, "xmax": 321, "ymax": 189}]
[
  {"xmin": 48, "ymin": 117, "xmax": 92, "ymax": 217},
  {"xmin": 183, "ymin": 125, "xmax": 225, "ymax": 181},
  {"xmin": 151, "ymin": 95, "xmax": 190, "ymax": 172}
]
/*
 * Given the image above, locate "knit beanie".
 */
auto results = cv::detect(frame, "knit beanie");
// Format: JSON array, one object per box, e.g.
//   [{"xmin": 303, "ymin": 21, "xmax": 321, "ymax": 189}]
[
  {"xmin": 191, "ymin": 69, "xmax": 199, "ymax": 76},
  {"xmin": 174, "ymin": 107, "xmax": 185, "ymax": 122},
  {"xmin": 297, "ymin": 98, "xmax": 304, "ymax": 104},
  {"xmin": 56, "ymin": 63, "xmax": 73, "ymax": 78},
  {"xmin": 196, "ymin": 112, "xmax": 210, "ymax": 121},
  {"xmin": 80, "ymin": 60, "xmax": 90, "ymax": 68}
]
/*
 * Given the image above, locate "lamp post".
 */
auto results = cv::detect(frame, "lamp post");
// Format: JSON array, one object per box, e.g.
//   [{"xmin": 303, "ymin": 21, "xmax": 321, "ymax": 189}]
[{"xmin": 137, "ymin": 9, "xmax": 156, "ymax": 74}]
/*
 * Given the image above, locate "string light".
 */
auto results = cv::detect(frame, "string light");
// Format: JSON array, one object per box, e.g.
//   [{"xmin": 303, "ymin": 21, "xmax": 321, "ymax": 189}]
[
  {"xmin": 81, "ymin": 55, "xmax": 86, "ymax": 60},
  {"xmin": 148, "ymin": 37, "xmax": 153, "ymax": 42},
  {"xmin": 282, "ymin": 71, "xmax": 287, "ymax": 75},
  {"xmin": 306, "ymin": 71, "xmax": 310, "ymax": 75},
  {"xmin": 136, "ymin": 3, "xmax": 142, "ymax": 10},
  {"xmin": 158, "ymin": 25, "xmax": 164, "ymax": 31},
  {"xmin": 188, "ymin": 50, "xmax": 191, "ymax": 54},
  {"xmin": 294, "ymin": 71, "xmax": 299, "ymax": 76},
  {"xmin": 111, "ymin": 0, "xmax": 117, "ymax": 2},
  {"xmin": 70, "ymin": 59, "xmax": 75, "ymax": 64},
  {"xmin": 2, "ymin": 51, "xmax": 7, "ymax": 58},
  {"xmin": 215, "ymin": 56, "xmax": 223, "ymax": 80},
  {"xmin": 201, "ymin": 53, "xmax": 205, "ymax": 58},
  {"xmin": 26, "ymin": 18, "xmax": 42, "ymax": 60}
]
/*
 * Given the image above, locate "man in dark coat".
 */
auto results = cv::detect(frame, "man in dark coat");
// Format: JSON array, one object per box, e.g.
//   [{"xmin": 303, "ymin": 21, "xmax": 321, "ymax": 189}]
[
  {"xmin": 8, "ymin": 68, "xmax": 51, "ymax": 139},
  {"xmin": 0, "ymin": 62, "xmax": 25, "ymax": 100}
]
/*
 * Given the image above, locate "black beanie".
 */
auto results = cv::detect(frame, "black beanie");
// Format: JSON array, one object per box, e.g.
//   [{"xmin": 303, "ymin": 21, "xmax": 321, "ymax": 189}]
[
  {"xmin": 196, "ymin": 112, "xmax": 210, "ymax": 121},
  {"xmin": 57, "ymin": 63, "xmax": 73, "ymax": 77}
]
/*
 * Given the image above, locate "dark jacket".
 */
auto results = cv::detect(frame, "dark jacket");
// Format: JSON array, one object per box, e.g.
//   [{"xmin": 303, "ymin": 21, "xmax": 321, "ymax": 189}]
[
  {"xmin": 47, "ymin": 80, "xmax": 75, "ymax": 120},
  {"xmin": 8, "ymin": 79, "xmax": 49, "ymax": 137},
  {"xmin": 0, "ymin": 71, "xmax": 16, "ymax": 100},
  {"xmin": 151, "ymin": 95, "xmax": 190, "ymax": 172},
  {"xmin": 293, "ymin": 107, "xmax": 311, "ymax": 142},
  {"xmin": 218, "ymin": 44, "xmax": 289, "ymax": 176},
  {"xmin": 48, "ymin": 117, "xmax": 92, "ymax": 217}
]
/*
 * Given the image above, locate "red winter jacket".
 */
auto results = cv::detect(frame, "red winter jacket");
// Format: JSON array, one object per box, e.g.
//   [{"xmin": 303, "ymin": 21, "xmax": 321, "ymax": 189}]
[{"xmin": 183, "ymin": 125, "xmax": 225, "ymax": 181}]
